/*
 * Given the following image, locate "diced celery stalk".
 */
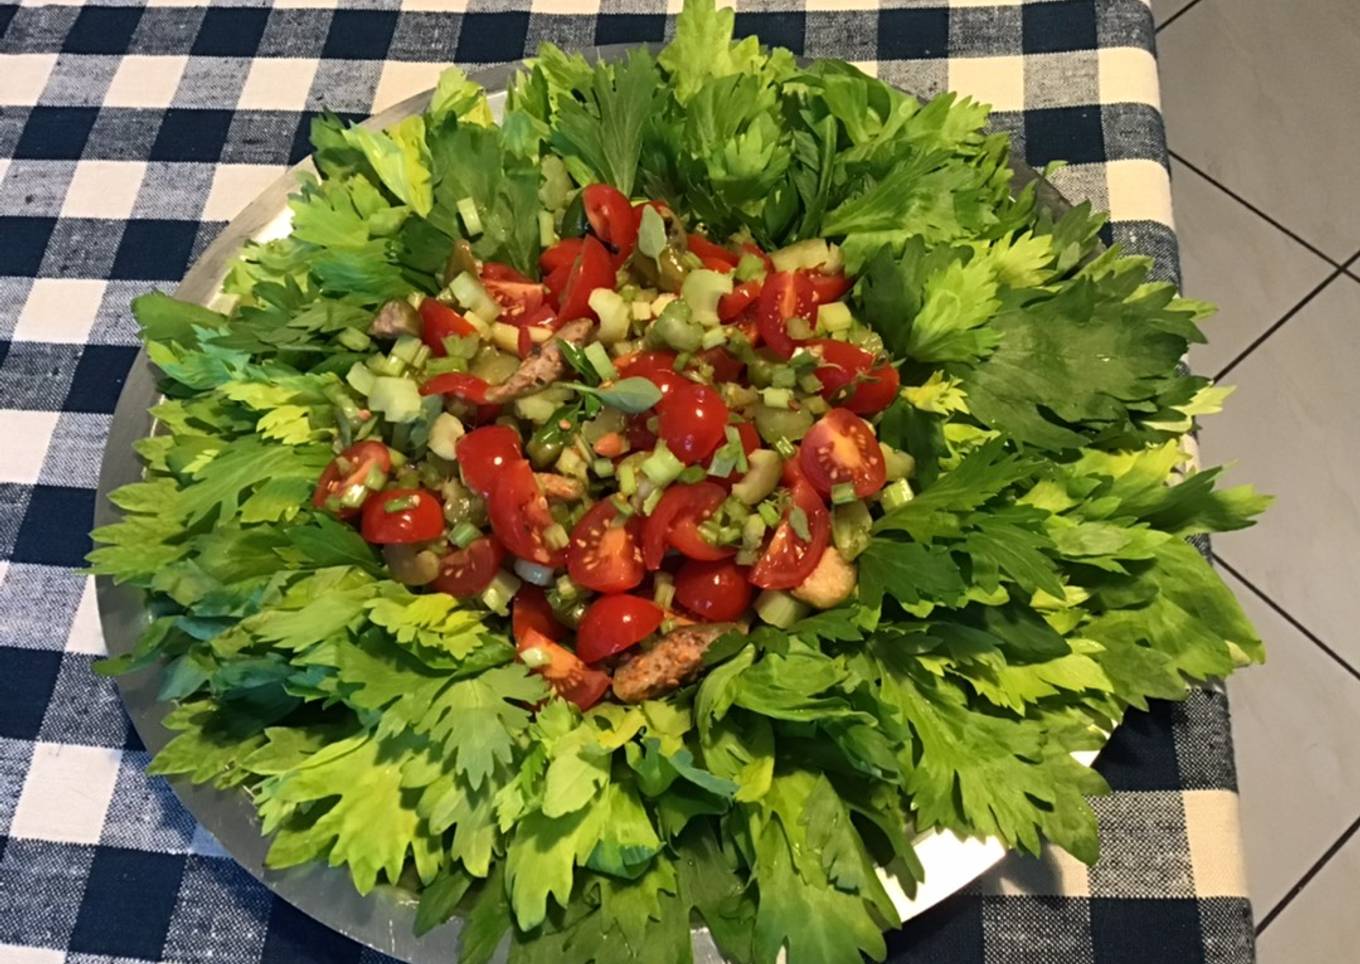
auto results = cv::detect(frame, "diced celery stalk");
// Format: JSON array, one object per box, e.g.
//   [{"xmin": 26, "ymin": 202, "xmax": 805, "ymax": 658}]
[
  {"xmin": 461, "ymin": 310, "xmax": 492, "ymax": 337},
  {"xmin": 678, "ymin": 465, "xmax": 707, "ymax": 484},
  {"xmin": 771, "ymin": 367, "xmax": 796, "ymax": 389},
  {"xmin": 824, "ymin": 243, "xmax": 844, "ymax": 274},
  {"xmin": 641, "ymin": 486, "xmax": 665, "ymax": 516},
  {"xmin": 427, "ymin": 412, "xmax": 466, "ymax": 460},
  {"xmin": 653, "ymin": 572, "xmax": 675, "ymax": 610},
  {"xmin": 451, "ymin": 521, "xmax": 481, "ymax": 549},
  {"xmin": 832, "ymin": 501, "xmax": 872, "ymax": 561},
  {"xmin": 584, "ymin": 341, "xmax": 618, "ymax": 381},
  {"xmin": 555, "ymin": 447, "xmax": 588, "ymax": 480},
  {"xmin": 618, "ymin": 463, "xmax": 638, "ymax": 495},
  {"xmin": 543, "ymin": 523, "xmax": 570, "ymax": 551},
  {"xmin": 514, "ymin": 557, "xmax": 556, "ymax": 587},
  {"xmin": 761, "ymin": 387, "xmax": 793, "ymax": 409},
  {"xmin": 346, "ymin": 362, "xmax": 377, "ymax": 397},
  {"xmin": 742, "ymin": 514, "xmax": 768, "ymax": 549},
  {"xmin": 773, "ymin": 437, "xmax": 797, "ymax": 459},
  {"xmin": 830, "ymin": 482, "xmax": 857, "ymax": 505},
  {"xmin": 770, "ymin": 238, "xmax": 830, "ymax": 273},
  {"xmin": 456, "ymin": 197, "xmax": 484, "ymax": 236},
  {"xmin": 681, "ymin": 269, "xmax": 732, "ymax": 327},
  {"xmin": 368, "ymin": 376, "xmax": 423, "ymax": 423},
  {"xmin": 367, "ymin": 353, "xmax": 407, "ymax": 376},
  {"xmin": 555, "ymin": 575, "xmax": 580, "ymax": 599},
  {"xmin": 630, "ymin": 300, "xmax": 652, "ymax": 322},
  {"xmin": 338, "ymin": 327, "xmax": 372, "ymax": 352},
  {"xmin": 732, "ymin": 450, "xmax": 781, "ymax": 506},
  {"xmin": 883, "ymin": 445, "xmax": 916, "ymax": 481},
  {"xmin": 817, "ymin": 301, "xmax": 854, "ymax": 333},
  {"xmin": 700, "ymin": 327, "xmax": 727, "ymax": 350},
  {"xmin": 754, "ymin": 589, "xmax": 809, "ymax": 629},
  {"xmin": 593, "ymin": 458, "xmax": 616, "ymax": 478},
  {"xmin": 734, "ymin": 253, "xmax": 766, "ymax": 282},
  {"xmin": 881, "ymin": 478, "xmax": 915, "ymax": 511},
  {"xmin": 590, "ymin": 288, "xmax": 630, "ymax": 344},
  {"xmin": 450, "ymin": 271, "xmax": 500, "ymax": 320},
  {"xmin": 491, "ymin": 323, "xmax": 518, "ymax": 355},
  {"xmin": 650, "ymin": 301, "xmax": 702, "ymax": 352},
  {"xmin": 757, "ymin": 500, "xmax": 782, "ymax": 527},
  {"xmin": 799, "ymin": 373, "xmax": 823, "ymax": 394},
  {"xmin": 480, "ymin": 569, "xmax": 522, "ymax": 615},
  {"xmin": 538, "ymin": 209, "xmax": 558, "ymax": 247},
  {"xmin": 520, "ymin": 645, "xmax": 551, "ymax": 669},
  {"xmin": 803, "ymin": 395, "xmax": 830, "ymax": 416},
  {"xmin": 642, "ymin": 442, "xmax": 685, "ymax": 487}
]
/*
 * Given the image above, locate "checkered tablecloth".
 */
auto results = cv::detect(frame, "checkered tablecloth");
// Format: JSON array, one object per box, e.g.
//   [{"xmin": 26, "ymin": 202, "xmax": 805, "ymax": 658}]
[{"xmin": 0, "ymin": 1, "xmax": 1256, "ymax": 962}]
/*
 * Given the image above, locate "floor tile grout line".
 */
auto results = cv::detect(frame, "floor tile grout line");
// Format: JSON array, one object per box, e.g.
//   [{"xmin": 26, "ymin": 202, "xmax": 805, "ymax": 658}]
[
  {"xmin": 1156, "ymin": 0, "xmax": 1207, "ymax": 33},
  {"xmin": 1256, "ymin": 809, "xmax": 1360, "ymax": 934},
  {"xmin": 1213, "ymin": 554, "xmax": 1360, "ymax": 685},
  {"xmin": 1212, "ymin": 268, "xmax": 1347, "ymax": 381},
  {"xmin": 1167, "ymin": 151, "xmax": 1345, "ymax": 268}
]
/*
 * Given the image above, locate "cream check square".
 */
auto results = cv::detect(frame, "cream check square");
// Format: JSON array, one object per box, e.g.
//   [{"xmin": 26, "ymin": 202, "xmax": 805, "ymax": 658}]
[
  {"xmin": 66, "ymin": 577, "xmax": 107, "ymax": 657},
  {"xmin": 1106, "ymin": 157, "xmax": 1174, "ymax": 228},
  {"xmin": 238, "ymin": 58, "xmax": 321, "ymax": 112},
  {"xmin": 202, "ymin": 164, "xmax": 288, "ymax": 222},
  {"xmin": 0, "ymin": 411, "xmax": 60, "ymax": 486},
  {"xmin": 13, "ymin": 278, "xmax": 108, "ymax": 345},
  {"xmin": 1098, "ymin": 47, "xmax": 1160, "ymax": 107},
  {"xmin": 373, "ymin": 60, "xmax": 451, "ymax": 115},
  {"xmin": 10, "ymin": 743, "xmax": 124, "ymax": 846},
  {"xmin": 104, "ymin": 55, "xmax": 189, "ymax": 109},
  {"xmin": 60, "ymin": 160, "xmax": 147, "ymax": 219},
  {"xmin": 948, "ymin": 55, "xmax": 1025, "ymax": 112},
  {"xmin": 1, "ymin": 55, "xmax": 59, "ymax": 107},
  {"xmin": 0, "ymin": 946, "xmax": 66, "ymax": 964}
]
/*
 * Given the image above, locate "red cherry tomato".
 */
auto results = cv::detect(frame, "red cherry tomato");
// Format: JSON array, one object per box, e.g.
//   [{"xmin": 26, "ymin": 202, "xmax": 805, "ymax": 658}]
[
  {"xmin": 517, "ymin": 627, "xmax": 611, "ymax": 710},
  {"xmin": 455, "ymin": 425, "xmax": 523, "ymax": 496},
  {"xmin": 481, "ymin": 263, "xmax": 548, "ymax": 323},
  {"xmin": 809, "ymin": 339, "xmax": 901, "ymax": 415},
  {"xmin": 430, "ymin": 537, "xmax": 505, "ymax": 598},
  {"xmin": 617, "ymin": 350, "xmax": 686, "ymax": 401},
  {"xmin": 419, "ymin": 298, "xmax": 476, "ymax": 356},
  {"xmin": 750, "ymin": 482, "xmax": 829, "ymax": 590},
  {"xmin": 583, "ymin": 184, "xmax": 639, "ymax": 266},
  {"xmin": 557, "ymin": 235, "xmax": 615, "ymax": 323},
  {"xmin": 782, "ymin": 453, "xmax": 810, "ymax": 489},
  {"xmin": 643, "ymin": 482, "xmax": 731, "ymax": 569},
  {"xmin": 718, "ymin": 279, "xmax": 762, "ymax": 322},
  {"xmin": 540, "ymin": 237, "xmax": 583, "ymax": 276},
  {"xmin": 686, "ymin": 234, "xmax": 739, "ymax": 269},
  {"xmin": 487, "ymin": 459, "xmax": 564, "ymax": 567},
  {"xmin": 674, "ymin": 559, "xmax": 752, "ymax": 623},
  {"xmin": 360, "ymin": 488, "xmax": 445, "ymax": 544},
  {"xmin": 798, "ymin": 408, "xmax": 888, "ymax": 499},
  {"xmin": 312, "ymin": 441, "xmax": 393, "ymax": 519},
  {"xmin": 695, "ymin": 346, "xmax": 744, "ymax": 383},
  {"xmin": 803, "ymin": 269, "xmax": 851, "ymax": 305},
  {"xmin": 576, "ymin": 595, "xmax": 664, "ymax": 664},
  {"xmin": 756, "ymin": 271, "xmax": 816, "ymax": 359},
  {"xmin": 512, "ymin": 584, "xmax": 566, "ymax": 645},
  {"xmin": 420, "ymin": 372, "xmax": 490, "ymax": 404},
  {"xmin": 658, "ymin": 381, "xmax": 730, "ymax": 465},
  {"xmin": 568, "ymin": 499, "xmax": 645, "ymax": 594}
]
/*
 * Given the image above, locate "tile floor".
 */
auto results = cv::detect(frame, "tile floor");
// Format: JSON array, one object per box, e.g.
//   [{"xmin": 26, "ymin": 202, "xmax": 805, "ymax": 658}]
[{"xmin": 1153, "ymin": 0, "xmax": 1360, "ymax": 959}]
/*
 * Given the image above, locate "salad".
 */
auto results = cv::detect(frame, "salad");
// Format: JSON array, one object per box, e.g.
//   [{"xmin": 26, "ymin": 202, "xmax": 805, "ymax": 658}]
[{"xmin": 92, "ymin": 2, "xmax": 1271, "ymax": 962}]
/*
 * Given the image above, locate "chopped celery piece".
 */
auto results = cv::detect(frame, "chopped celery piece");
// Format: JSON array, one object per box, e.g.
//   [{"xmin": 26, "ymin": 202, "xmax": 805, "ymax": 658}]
[
  {"xmin": 520, "ymin": 645, "xmax": 552, "ymax": 669},
  {"xmin": 450, "ymin": 271, "xmax": 500, "ymax": 320},
  {"xmin": 773, "ymin": 436, "xmax": 797, "ymax": 459},
  {"xmin": 543, "ymin": 523, "xmax": 570, "ymax": 551},
  {"xmin": 538, "ymin": 209, "xmax": 558, "ymax": 247},
  {"xmin": 618, "ymin": 463, "xmax": 638, "ymax": 495},
  {"xmin": 742, "ymin": 514, "xmax": 768, "ymax": 549},
  {"xmin": 761, "ymin": 387, "xmax": 793, "ymax": 409},
  {"xmin": 368, "ymin": 377, "xmax": 423, "ymax": 423},
  {"xmin": 881, "ymin": 478, "xmax": 914, "ymax": 511},
  {"xmin": 642, "ymin": 486, "xmax": 665, "ymax": 516},
  {"xmin": 480, "ymin": 570, "xmax": 522, "ymax": 615},
  {"xmin": 734, "ymin": 253, "xmax": 766, "ymax": 282},
  {"xmin": 681, "ymin": 268, "xmax": 732, "ymax": 326},
  {"xmin": 592, "ymin": 458, "xmax": 616, "ymax": 478},
  {"xmin": 788, "ymin": 507, "xmax": 811, "ymax": 541},
  {"xmin": 653, "ymin": 572, "xmax": 675, "ymax": 610},
  {"xmin": 589, "ymin": 288, "xmax": 630, "ymax": 344},
  {"xmin": 338, "ymin": 327, "xmax": 372, "ymax": 352},
  {"xmin": 817, "ymin": 301, "xmax": 854, "ymax": 333},
  {"xmin": 803, "ymin": 395, "xmax": 830, "ymax": 416},
  {"xmin": 755, "ymin": 404, "xmax": 813, "ymax": 444},
  {"xmin": 832, "ymin": 501, "xmax": 872, "ymax": 561},
  {"xmin": 700, "ymin": 327, "xmax": 727, "ymax": 350},
  {"xmin": 771, "ymin": 367, "xmax": 797, "ymax": 389},
  {"xmin": 346, "ymin": 362, "xmax": 376, "ymax": 397},
  {"xmin": 678, "ymin": 465, "xmax": 707, "ymax": 484},
  {"xmin": 830, "ymin": 482, "xmax": 857, "ymax": 505},
  {"xmin": 411, "ymin": 344, "xmax": 431, "ymax": 369},
  {"xmin": 428, "ymin": 412, "xmax": 466, "ymax": 460},
  {"xmin": 732, "ymin": 450, "xmax": 781, "ymax": 505},
  {"xmin": 630, "ymin": 300, "xmax": 652, "ymax": 322},
  {"xmin": 555, "ymin": 574, "xmax": 581, "ymax": 600},
  {"xmin": 754, "ymin": 589, "xmax": 809, "ymax": 629},
  {"xmin": 648, "ymin": 300, "xmax": 702, "ymax": 352},
  {"xmin": 555, "ymin": 446, "xmax": 588, "ymax": 480},
  {"xmin": 798, "ymin": 373, "xmax": 823, "ymax": 393},
  {"xmin": 584, "ymin": 341, "xmax": 617, "ymax": 381},
  {"xmin": 451, "ymin": 521, "xmax": 481, "ymax": 549},
  {"xmin": 367, "ymin": 353, "xmax": 407, "ymax": 377},
  {"xmin": 456, "ymin": 197, "xmax": 483, "ymax": 236},
  {"xmin": 770, "ymin": 238, "xmax": 830, "ymax": 272},
  {"xmin": 642, "ymin": 442, "xmax": 685, "ymax": 487},
  {"xmin": 883, "ymin": 445, "xmax": 916, "ymax": 481},
  {"xmin": 735, "ymin": 548, "xmax": 760, "ymax": 566},
  {"xmin": 757, "ymin": 500, "xmax": 781, "ymax": 527}
]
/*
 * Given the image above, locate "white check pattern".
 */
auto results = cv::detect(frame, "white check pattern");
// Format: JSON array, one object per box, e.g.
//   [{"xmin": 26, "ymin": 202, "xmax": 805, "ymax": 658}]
[{"xmin": 0, "ymin": 2, "xmax": 1253, "ymax": 962}]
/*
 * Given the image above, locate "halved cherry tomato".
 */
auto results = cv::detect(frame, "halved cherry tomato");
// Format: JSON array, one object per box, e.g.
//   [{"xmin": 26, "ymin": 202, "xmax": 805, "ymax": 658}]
[
  {"xmin": 750, "ymin": 482, "xmax": 829, "ymax": 590},
  {"xmin": 557, "ymin": 235, "xmax": 615, "ymax": 323},
  {"xmin": 512, "ymin": 584, "xmax": 566, "ymax": 644},
  {"xmin": 658, "ymin": 381, "xmax": 730, "ymax": 465},
  {"xmin": 420, "ymin": 372, "xmax": 490, "ymax": 404},
  {"xmin": 419, "ymin": 298, "xmax": 476, "ymax": 356},
  {"xmin": 568, "ymin": 499, "xmax": 645, "ymax": 594},
  {"xmin": 642, "ymin": 482, "xmax": 731, "ymax": 569},
  {"xmin": 488, "ymin": 459, "xmax": 564, "ymax": 566},
  {"xmin": 481, "ymin": 263, "xmax": 548, "ymax": 323},
  {"xmin": 803, "ymin": 269, "xmax": 852, "ymax": 305},
  {"xmin": 430, "ymin": 537, "xmax": 505, "ymax": 598},
  {"xmin": 718, "ymin": 279, "xmax": 762, "ymax": 322},
  {"xmin": 686, "ymin": 234, "xmax": 739, "ymax": 269},
  {"xmin": 695, "ymin": 346, "xmax": 744, "ymax": 383},
  {"xmin": 360, "ymin": 488, "xmax": 444, "ymax": 544},
  {"xmin": 312, "ymin": 441, "xmax": 392, "ymax": 519},
  {"xmin": 756, "ymin": 271, "xmax": 816, "ymax": 359},
  {"xmin": 584, "ymin": 184, "xmax": 639, "ymax": 266},
  {"xmin": 517, "ymin": 627, "xmax": 611, "ymax": 710},
  {"xmin": 809, "ymin": 339, "xmax": 901, "ymax": 415},
  {"xmin": 540, "ymin": 237, "xmax": 583, "ymax": 275},
  {"xmin": 456, "ymin": 425, "xmax": 524, "ymax": 497},
  {"xmin": 576, "ymin": 595, "xmax": 664, "ymax": 664},
  {"xmin": 782, "ymin": 453, "xmax": 810, "ymax": 488},
  {"xmin": 675, "ymin": 558, "xmax": 753, "ymax": 622},
  {"xmin": 798, "ymin": 408, "xmax": 887, "ymax": 499},
  {"xmin": 617, "ymin": 350, "xmax": 686, "ymax": 401}
]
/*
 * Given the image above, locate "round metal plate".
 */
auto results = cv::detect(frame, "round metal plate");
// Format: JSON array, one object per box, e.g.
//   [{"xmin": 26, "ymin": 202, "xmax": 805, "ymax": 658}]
[{"xmin": 94, "ymin": 46, "xmax": 1096, "ymax": 964}]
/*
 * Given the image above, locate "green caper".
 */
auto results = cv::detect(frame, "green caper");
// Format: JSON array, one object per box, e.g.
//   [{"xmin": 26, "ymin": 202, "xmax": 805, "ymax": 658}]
[{"xmin": 656, "ymin": 246, "xmax": 691, "ymax": 293}]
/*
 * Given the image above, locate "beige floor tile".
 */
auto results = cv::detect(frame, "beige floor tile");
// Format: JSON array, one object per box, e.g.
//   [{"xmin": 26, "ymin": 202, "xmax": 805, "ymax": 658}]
[{"xmin": 1255, "ymin": 826, "xmax": 1360, "ymax": 964}]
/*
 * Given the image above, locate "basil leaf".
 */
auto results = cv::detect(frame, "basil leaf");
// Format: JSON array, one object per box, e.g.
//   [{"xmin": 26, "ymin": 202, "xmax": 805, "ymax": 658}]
[{"xmin": 565, "ymin": 376, "xmax": 662, "ymax": 414}]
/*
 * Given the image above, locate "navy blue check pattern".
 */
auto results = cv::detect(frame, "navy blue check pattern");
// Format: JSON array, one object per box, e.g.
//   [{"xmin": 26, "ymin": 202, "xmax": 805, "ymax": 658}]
[{"xmin": 0, "ymin": 2, "xmax": 1253, "ymax": 962}]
